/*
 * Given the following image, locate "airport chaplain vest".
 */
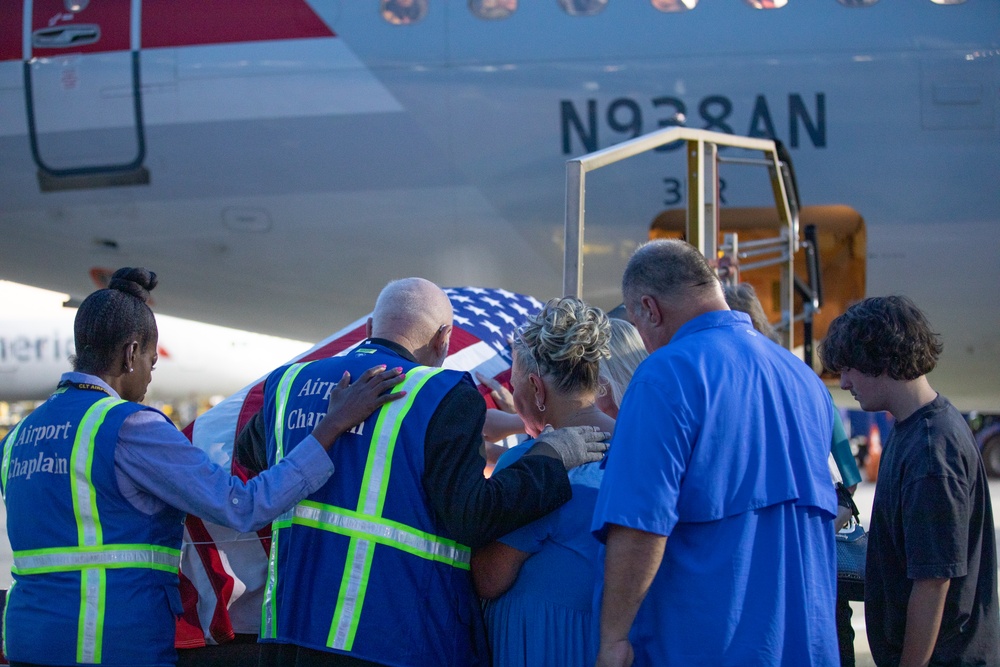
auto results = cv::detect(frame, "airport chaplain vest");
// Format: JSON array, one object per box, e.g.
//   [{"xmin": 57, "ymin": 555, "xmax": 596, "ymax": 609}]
[
  {"xmin": 0, "ymin": 384, "xmax": 185, "ymax": 666},
  {"xmin": 260, "ymin": 344, "xmax": 488, "ymax": 666}
]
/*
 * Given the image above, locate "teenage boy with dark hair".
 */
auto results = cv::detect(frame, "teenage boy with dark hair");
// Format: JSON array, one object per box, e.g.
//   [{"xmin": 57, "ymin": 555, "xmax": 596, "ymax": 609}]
[{"xmin": 822, "ymin": 296, "xmax": 1000, "ymax": 667}]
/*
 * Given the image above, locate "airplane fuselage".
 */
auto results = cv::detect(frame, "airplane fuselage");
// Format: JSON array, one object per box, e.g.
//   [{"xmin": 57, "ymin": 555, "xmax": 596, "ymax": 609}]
[{"xmin": 1, "ymin": 0, "xmax": 997, "ymax": 409}]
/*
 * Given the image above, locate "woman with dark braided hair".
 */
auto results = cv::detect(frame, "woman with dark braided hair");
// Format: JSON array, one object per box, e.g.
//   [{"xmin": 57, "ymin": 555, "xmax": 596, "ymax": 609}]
[{"xmin": 0, "ymin": 268, "xmax": 404, "ymax": 667}]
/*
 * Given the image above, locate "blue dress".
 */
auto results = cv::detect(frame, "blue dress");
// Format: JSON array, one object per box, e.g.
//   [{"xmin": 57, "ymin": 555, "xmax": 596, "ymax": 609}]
[{"xmin": 483, "ymin": 443, "xmax": 604, "ymax": 666}]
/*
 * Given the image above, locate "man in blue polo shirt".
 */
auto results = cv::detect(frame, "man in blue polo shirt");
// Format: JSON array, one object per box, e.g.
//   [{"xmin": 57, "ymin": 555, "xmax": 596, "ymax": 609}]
[{"xmin": 592, "ymin": 240, "xmax": 839, "ymax": 666}]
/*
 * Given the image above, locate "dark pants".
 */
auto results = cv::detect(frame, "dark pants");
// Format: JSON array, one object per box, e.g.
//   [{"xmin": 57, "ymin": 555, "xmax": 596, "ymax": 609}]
[
  {"xmin": 176, "ymin": 633, "xmax": 262, "ymax": 667},
  {"xmin": 837, "ymin": 593, "xmax": 856, "ymax": 667},
  {"xmin": 258, "ymin": 643, "xmax": 386, "ymax": 667}
]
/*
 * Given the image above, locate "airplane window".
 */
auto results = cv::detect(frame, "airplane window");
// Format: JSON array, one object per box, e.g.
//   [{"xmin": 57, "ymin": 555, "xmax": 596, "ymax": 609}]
[
  {"xmin": 652, "ymin": 0, "xmax": 697, "ymax": 12},
  {"xmin": 470, "ymin": 0, "xmax": 517, "ymax": 20},
  {"xmin": 744, "ymin": 0, "xmax": 789, "ymax": 8},
  {"xmin": 559, "ymin": 0, "xmax": 609, "ymax": 17},
  {"xmin": 837, "ymin": 0, "xmax": 878, "ymax": 6},
  {"xmin": 381, "ymin": 0, "xmax": 428, "ymax": 25}
]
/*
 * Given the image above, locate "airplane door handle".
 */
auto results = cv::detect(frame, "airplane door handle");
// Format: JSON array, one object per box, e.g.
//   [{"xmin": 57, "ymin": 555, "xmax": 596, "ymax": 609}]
[{"xmin": 32, "ymin": 25, "xmax": 101, "ymax": 49}]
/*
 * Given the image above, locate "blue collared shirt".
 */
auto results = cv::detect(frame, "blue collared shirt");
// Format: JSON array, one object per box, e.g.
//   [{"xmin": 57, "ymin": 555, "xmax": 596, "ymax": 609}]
[
  {"xmin": 593, "ymin": 310, "xmax": 836, "ymax": 537},
  {"xmin": 590, "ymin": 310, "xmax": 839, "ymax": 666},
  {"xmin": 60, "ymin": 372, "xmax": 334, "ymax": 533}
]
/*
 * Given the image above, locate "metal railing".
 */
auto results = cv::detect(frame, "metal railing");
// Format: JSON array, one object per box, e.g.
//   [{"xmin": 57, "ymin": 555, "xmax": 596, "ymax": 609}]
[{"xmin": 563, "ymin": 126, "xmax": 800, "ymax": 348}]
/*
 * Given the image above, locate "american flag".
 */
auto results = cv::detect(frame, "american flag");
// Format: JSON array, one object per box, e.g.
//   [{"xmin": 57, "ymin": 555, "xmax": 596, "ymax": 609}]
[{"xmin": 175, "ymin": 287, "xmax": 542, "ymax": 647}]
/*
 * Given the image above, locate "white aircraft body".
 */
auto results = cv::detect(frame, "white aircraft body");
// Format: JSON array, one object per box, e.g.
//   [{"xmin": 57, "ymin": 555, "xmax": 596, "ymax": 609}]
[
  {"xmin": 0, "ymin": 0, "xmax": 997, "ymax": 410},
  {"xmin": 0, "ymin": 283, "xmax": 311, "ymax": 403}
]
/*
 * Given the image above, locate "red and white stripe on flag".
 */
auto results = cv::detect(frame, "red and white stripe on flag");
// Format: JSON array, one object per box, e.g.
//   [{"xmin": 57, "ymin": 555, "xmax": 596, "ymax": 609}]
[{"xmin": 175, "ymin": 287, "xmax": 541, "ymax": 646}]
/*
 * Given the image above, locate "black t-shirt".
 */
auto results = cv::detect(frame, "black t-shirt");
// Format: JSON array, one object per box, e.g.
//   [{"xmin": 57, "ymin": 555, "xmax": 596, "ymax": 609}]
[{"xmin": 865, "ymin": 395, "xmax": 1000, "ymax": 666}]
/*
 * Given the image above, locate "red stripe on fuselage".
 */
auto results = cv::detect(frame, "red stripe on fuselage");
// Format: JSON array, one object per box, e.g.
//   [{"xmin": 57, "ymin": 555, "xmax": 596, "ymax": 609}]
[
  {"xmin": 30, "ymin": 0, "xmax": 131, "ymax": 58},
  {"xmin": 0, "ymin": 1, "xmax": 24, "ymax": 61},
  {"xmin": 1, "ymin": 0, "xmax": 335, "ymax": 63},
  {"xmin": 142, "ymin": 0, "xmax": 335, "ymax": 49}
]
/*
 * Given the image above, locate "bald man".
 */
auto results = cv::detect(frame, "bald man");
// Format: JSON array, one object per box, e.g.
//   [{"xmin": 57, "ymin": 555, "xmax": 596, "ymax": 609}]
[{"xmin": 250, "ymin": 278, "xmax": 607, "ymax": 667}]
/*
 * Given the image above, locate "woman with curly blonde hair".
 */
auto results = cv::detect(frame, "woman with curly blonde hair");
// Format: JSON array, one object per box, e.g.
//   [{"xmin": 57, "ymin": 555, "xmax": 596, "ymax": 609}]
[{"xmin": 471, "ymin": 296, "xmax": 614, "ymax": 666}]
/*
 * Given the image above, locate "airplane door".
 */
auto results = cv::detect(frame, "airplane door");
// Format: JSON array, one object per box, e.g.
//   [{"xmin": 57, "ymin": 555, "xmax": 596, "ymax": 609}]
[{"xmin": 25, "ymin": 0, "xmax": 148, "ymax": 190}]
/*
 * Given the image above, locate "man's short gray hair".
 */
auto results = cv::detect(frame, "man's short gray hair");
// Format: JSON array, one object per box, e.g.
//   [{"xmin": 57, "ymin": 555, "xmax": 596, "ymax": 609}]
[{"xmin": 621, "ymin": 240, "xmax": 719, "ymax": 309}]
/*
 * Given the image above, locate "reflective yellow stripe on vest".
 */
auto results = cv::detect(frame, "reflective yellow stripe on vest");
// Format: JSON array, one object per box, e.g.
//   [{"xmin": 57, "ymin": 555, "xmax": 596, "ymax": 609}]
[
  {"xmin": 260, "ymin": 362, "xmax": 311, "ymax": 639},
  {"xmin": 328, "ymin": 365, "xmax": 458, "ymax": 651},
  {"xmin": 274, "ymin": 501, "xmax": 470, "ymax": 569},
  {"xmin": 272, "ymin": 363, "xmax": 311, "ymax": 463},
  {"xmin": 12, "ymin": 544, "xmax": 181, "ymax": 575},
  {"xmin": 260, "ymin": 365, "xmax": 470, "ymax": 651},
  {"xmin": 73, "ymin": 396, "xmax": 123, "ymax": 664}
]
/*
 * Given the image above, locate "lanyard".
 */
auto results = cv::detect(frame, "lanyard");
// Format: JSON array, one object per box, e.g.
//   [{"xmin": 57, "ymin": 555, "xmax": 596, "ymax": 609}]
[{"xmin": 58, "ymin": 380, "xmax": 113, "ymax": 397}]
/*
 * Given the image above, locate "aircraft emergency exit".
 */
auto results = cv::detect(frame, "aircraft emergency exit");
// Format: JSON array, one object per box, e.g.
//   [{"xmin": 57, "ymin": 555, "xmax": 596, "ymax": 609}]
[{"xmin": 0, "ymin": 0, "xmax": 997, "ymax": 410}]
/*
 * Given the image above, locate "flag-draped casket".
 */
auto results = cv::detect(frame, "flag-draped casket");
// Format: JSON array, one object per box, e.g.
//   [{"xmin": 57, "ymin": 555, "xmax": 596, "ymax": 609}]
[{"xmin": 175, "ymin": 287, "xmax": 541, "ymax": 646}]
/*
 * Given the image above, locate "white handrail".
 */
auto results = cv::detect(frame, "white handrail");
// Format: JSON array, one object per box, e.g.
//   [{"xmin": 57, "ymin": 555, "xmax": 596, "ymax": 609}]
[{"xmin": 563, "ymin": 126, "xmax": 798, "ymax": 348}]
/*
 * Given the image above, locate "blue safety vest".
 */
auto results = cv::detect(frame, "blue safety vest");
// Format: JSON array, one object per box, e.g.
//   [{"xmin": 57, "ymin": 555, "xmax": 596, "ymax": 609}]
[
  {"xmin": 259, "ymin": 344, "xmax": 488, "ymax": 666},
  {"xmin": 0, "ymin": 385, "xmax": 185, "ymax": 666}
]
